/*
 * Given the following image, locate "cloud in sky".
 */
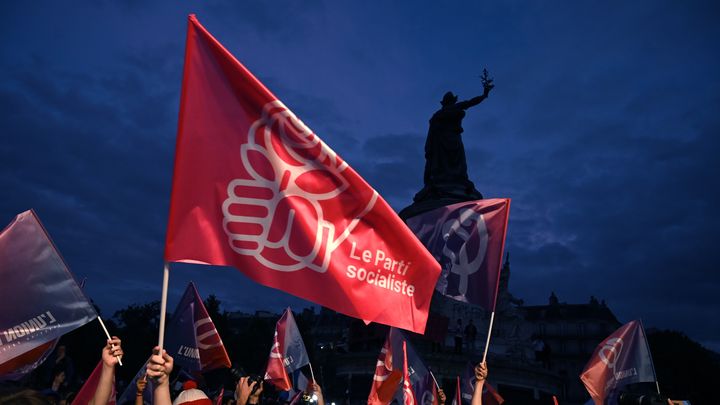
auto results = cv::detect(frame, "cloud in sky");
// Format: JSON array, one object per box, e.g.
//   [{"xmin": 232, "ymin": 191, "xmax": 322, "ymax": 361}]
[{"xmin": 1, "ymin": 1, "xmax": 718, "ymax": 349}]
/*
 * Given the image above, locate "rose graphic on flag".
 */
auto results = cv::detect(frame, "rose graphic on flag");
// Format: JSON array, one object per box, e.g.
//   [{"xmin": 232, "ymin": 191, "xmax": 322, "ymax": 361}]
[
  {"xmin": 265, "ymin": 309, "xmax": 310, "ymax": 392},
  {"xmin": 369, "ymin": 328, "xmax": 431, "ymax": 405},
  {"xmin": 580, "ymin": 320, "xmax": 657, "ymax": 405},
  {"xmin": 165, "ymin": 15, "xmax": 440, "ymax": 333},
  {"xmin": 165, "ymin": 282, "xmax": 231, "ymax": 372}
]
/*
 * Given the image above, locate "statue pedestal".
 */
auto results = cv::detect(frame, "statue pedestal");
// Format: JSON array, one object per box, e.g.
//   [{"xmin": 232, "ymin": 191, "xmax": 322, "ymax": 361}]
[{"xmin": 399, "ymin": 181, "xmax": 483, "ymax": 220}]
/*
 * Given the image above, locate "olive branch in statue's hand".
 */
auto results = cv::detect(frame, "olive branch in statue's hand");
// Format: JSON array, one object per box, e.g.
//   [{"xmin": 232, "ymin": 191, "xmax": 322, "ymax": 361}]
[{"xmin": 480, "ymin": 68, "xmax": 495, "ymax": 96}]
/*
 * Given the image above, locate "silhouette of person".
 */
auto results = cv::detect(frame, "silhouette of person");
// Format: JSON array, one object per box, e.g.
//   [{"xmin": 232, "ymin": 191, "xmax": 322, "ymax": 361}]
[{"xmin": 417, "ymin": 72, "xmax": 494, "ymax": 203}]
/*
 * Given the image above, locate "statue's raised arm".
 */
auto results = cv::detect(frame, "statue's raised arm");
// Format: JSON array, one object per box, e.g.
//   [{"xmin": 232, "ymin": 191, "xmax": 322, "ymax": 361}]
[
  {"xmin": 400, "ymin": 69, "xmax": 495, "ymax": 219},
  {"xmin": 456, "ymin": 69, "xmax": 495, "ymax": 110}
]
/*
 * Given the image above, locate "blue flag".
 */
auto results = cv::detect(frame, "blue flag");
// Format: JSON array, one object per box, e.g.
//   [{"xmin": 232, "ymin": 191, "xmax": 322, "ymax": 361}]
[
  {"xmin": 165, "ymin": 285, "xmax": 202, "ymax": 371},
  {"xmin": 0, "ymin": 210, "xmax": 97, "ymax": 375}
]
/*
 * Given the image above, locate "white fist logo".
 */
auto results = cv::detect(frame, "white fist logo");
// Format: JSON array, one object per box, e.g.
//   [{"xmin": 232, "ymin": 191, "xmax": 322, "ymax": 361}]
[{"xmin": 222, "ymin": 101, "xmax": 377, "ymax": 273}]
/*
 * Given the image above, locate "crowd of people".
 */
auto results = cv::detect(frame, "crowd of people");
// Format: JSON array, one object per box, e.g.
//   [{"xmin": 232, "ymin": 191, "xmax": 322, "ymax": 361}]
[{"xmin": 0, "ymin": 337, "xmax": 492, "ymax": 405}]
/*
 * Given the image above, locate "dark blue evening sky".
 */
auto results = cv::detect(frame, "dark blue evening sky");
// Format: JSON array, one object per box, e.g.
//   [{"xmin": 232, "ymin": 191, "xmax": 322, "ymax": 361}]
[{"xmin": 2, "ymin": 1, "xmax": 718, "ymax": 350}]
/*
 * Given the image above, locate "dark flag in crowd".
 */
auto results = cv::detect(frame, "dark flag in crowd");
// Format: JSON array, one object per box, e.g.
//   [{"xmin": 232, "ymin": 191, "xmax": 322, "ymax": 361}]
[
  {"xmin": 580, "ymin": 320, "xmax": 657, "ymax": 405},
  {"xmin": 71, "ymin": 360, "xmax": 116, "ymax": 405},
  {"xmin": 264, "ymin": 308, "xmax": 310, "ymax": 391},
  {"xmin": 0, "ymin": 210, "xmax": 97, "ymax": 376},
  {"xmin": 165, "ymin": 282, "xmax": 231, "ymax": 372},
  {"xmin": 418, "ymin": 372, "xmax": 438, "ymax": 405},
  {"xmin": 454, "ymin": 362, "xmax": 503, "ymax": 405},
  {"xmin": 164, "ymin": 15, "xmax": 440, "ymax": 333},
  {"xmin": 452, "ymin": 377, "xmax": 461, "ymax": 405},
  {"xmin": 406, "ymin": 199, "xmax": 510, "ymax": 311},
  {"xmin": 368, "ymin": 328, "xmax": 431, "ymax": 405}
]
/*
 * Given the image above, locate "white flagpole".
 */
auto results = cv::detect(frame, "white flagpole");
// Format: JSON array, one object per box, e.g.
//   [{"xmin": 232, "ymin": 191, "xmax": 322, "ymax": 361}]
[
  {"xmin": 97, "ymin": 317, "xmax": 122, "ymax": 366},
  {"xmin": 309, "ymin": 362, "xmax": 317, "ymax": 382},
  {"xmin": 481, "ymin": 311, "xmax": 495, "ymax": 364},
  {"xmin": 429, "ymin": 370, "xmax": 440, "ymax": 390},
  {"xmin": 157, "ymin": 262, "xmax": 171, "ymax": 351}
]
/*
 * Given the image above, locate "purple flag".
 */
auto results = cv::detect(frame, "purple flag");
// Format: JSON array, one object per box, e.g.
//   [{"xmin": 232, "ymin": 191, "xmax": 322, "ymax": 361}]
[
  {"xmin": 0, "ymin": 210, "xmax": 97, "ymax": 371},
  {"xmin": 581, "ymin": 320, "xmax": 657, "ymax": 405},
  {"xmin": 406, "ymin": 199, "xmax": 510, "ymax": 311}
]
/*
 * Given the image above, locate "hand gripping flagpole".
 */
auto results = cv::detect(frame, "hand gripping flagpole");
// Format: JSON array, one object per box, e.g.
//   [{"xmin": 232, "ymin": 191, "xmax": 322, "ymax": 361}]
[
  {"xmin": 158, "ymin": 261, "xmax": 171, "ymax": 351},
  {"xmin": 97, "ymin": 316, "xmax": 123, "ymax": 366}
]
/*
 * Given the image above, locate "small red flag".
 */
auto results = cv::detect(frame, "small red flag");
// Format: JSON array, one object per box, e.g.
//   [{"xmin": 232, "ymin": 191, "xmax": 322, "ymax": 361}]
[
  {"xmin": 481, "ymin": 382, "xmax": 504, "ymax": 405},
  {"xmin": 71, "ymin": 360, "xmax": 116, "ymax": 405},
  {"xmin": 164, "ymin": 15, "xmax": 440, "ymax": 333},
  {"xmin": 368, "ymin": 334, "xmax": 401, "ymax": 405},
  {"xmin": 454, "ymin": 376, "xmax": 461, "ymax": 405},
  {"xmin": 264, "ymin": 309, "xmax": 310, "ymax": 391}
]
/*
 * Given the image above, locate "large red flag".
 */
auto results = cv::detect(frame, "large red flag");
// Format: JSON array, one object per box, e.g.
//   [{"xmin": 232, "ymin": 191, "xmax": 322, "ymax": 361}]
[
  {"xmin": 71, "ymin": 360, "xmax": 116, "ymax": 405},
  {"xmin": 164, "ymin": 15, "xmax": 440, "ymax": 333}
]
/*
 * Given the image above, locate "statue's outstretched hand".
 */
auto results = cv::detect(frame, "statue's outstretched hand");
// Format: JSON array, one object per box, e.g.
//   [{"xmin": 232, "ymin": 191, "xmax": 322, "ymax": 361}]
[{"xmin": 481, "ymin": 69, "xmax": 495, "ymax": 96}]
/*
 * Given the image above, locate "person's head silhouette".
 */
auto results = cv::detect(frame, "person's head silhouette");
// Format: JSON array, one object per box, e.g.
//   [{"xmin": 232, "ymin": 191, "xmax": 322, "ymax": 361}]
[{"xmin": 441, "ymin": 91, "xmax": 458, "ymax": 106}]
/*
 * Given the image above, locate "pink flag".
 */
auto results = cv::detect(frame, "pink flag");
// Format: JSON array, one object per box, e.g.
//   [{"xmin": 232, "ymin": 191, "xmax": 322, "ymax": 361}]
[
  {"xmin": 71, "ymin": 360, "xmax": 116, "ymax": 405},
  {"xmin": 164, "ymin": 15, "xmax": 440, "ymax": 333}
]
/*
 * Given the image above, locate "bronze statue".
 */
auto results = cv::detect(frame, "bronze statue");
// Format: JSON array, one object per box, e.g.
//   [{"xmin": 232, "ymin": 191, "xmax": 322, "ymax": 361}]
[{"xmin": 400, "ymin": 70, "xmax": 495, "ymax": 220}]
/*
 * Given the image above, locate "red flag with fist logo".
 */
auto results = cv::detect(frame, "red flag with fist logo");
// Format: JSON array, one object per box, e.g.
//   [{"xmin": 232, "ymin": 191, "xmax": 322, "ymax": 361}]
[{"xmin": 164, "ymin": 15, "xmax": 440, "ymax": 333}]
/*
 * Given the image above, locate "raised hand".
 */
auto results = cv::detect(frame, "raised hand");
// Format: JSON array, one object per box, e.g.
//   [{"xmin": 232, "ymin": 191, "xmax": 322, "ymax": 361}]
[
  {"xmin": 480, "ymin": 69, "xmax": 494, "ymax": 96},
  {"xmin": 438, "ymin": 388, "xmax": 446, "ymax": 405},
  {"xmin": 101, "ymin": 337, "xmax": 123, "ymax": 367},
  {"xmin": 474, "ymin": 362, "xmax": 488, "ymax": 383},
  {"xmin": 235, "ymin": 376, "xmax": 258, "ymax": 405},
  {"xmin": 146, "ymin": 347, "xmax": 174, "ymax": 386}
]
